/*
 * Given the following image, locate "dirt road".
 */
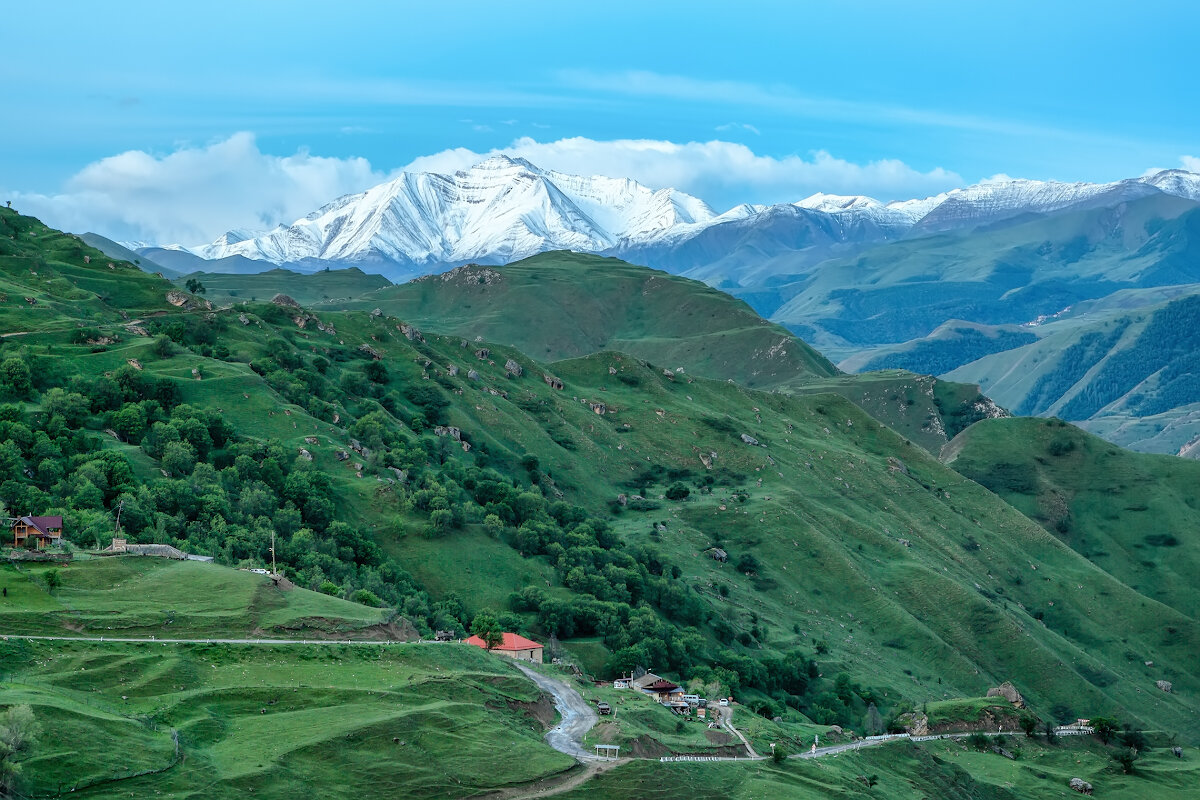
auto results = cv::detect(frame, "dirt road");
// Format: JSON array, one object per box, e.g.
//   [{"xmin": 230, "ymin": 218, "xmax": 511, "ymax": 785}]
[{"xmin": 513, "ymin": 662, "xmax": 601, "ymax": 761}]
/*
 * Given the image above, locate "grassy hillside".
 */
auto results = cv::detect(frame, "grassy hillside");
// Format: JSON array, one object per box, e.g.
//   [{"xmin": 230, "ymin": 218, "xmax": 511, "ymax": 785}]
[
  {"xmin": 0, "ymin": 638, "xmax": 572, "ymax": 799},
  {"xmin": 319, "ymin": 251, "xmax": 839, "ymax": 388},
  {"xmin": 0, "ymin": 558, "xmax": 394, "ymax": 638},
  {"xmin": 3, "ymin": 211, "xmax": 1200, "ymax": 795},
  {"xmin": 176, "ymin": 267, "xmax": 392, "ymax": 307},
  {"xmin": 944, "ymin": 416, "xmax": 1200, "ymax": 620},
  {"xmin": 767, "ymin": 193, "xmax": 1200, "ymax": 361},
  {"xmin": 946, "ymin": 291, "xmax": 1200, "ymax": 454}
]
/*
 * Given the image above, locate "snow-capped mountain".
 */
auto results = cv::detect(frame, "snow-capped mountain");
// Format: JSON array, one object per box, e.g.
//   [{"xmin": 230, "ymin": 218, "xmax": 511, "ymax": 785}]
[
  {"xmin": 165, "ymin": 160, "xmax": 1200, "ymax": 280},
  {"xmin": 189, "ymin": 156, "xmax": 753, "ymax": 272}
]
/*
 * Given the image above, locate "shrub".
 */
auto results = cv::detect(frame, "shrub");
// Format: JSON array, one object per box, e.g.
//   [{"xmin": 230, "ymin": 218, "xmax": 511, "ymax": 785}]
[{"xmin": 665, "ymin": 482, "xmax": 690, "ymax": 501}]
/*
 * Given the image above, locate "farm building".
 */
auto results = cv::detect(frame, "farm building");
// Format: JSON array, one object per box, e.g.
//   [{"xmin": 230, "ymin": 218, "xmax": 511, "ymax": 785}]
[
  {"xmin": 463, "ymin": 632, "xmax": 544, "ymax": 663},
  {"xmin": 11, "ymin": 516, "xmax": 63, "ymax": 549}
]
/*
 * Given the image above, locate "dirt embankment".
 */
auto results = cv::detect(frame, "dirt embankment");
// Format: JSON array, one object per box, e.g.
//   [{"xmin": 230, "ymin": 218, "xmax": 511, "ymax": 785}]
[
  {"xmin": 265, "ymin": 616, "xmax": 420, "ymax": 641},
  {"xmin": 507, "ymin": 693, "xmax": 558, "ymax": 728}
]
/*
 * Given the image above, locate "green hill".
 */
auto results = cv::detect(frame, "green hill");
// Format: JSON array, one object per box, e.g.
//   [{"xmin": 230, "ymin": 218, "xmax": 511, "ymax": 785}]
[
  {"xmin": 944, "ymin": 416, "xmax": 1200, "ymax": 620},
  {"xmin": 176, "ymin": 266, "xmax": 392, "ymax": 307},
  {"xmin": 320, "ymin": 251, "xmax": 838, "ymax": 388}
]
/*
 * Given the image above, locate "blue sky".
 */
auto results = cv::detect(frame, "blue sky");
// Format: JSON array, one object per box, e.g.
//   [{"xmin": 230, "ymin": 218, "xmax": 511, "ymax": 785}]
[{"xmin": 3, "ymin": 1, "xmax": 1198, "ymax": 243}]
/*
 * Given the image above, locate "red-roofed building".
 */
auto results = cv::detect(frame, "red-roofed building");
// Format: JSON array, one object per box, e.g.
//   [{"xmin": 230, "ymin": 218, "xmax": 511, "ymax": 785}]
[
  {"xmin": 463, "ymin": 632, "xmax": 544, "ymax": 663},
  {"xmin": 641, "ymin": 678, "xmax": 686, "ymax": 706},
  {"xmin": 11, "ymin": 516, "xmax": 63, "ymax": 550}
]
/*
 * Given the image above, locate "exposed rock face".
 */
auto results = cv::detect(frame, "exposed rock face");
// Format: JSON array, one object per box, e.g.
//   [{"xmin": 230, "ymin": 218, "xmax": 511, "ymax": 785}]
[
  {"xmin": 887, "ymin": 456, "xmax": 908, "ymax": 474},
  {"xmin": 504, "ymin": 358, "xmax": 523, "ymax": 377},
  {"xmin": 165, "ymin": 290, "xmax": 212, "ymax": 310},
  {"xmin": 467, "ymin": 369, "xmax": 480, "ymax": 381},
  {"xmin": 1157, "ymin": 680, "xmax": 1173, "ymax": 693},
  {"xmin": 369, "ymin": 308, "xmax": 383, "ymax": 318},
  {"xmin": 127, "ymin": 359, "xmax": 142, "ymax": 370},
  {"xmin": 986, "ymin": 681, "xmax": 1026, "ymax": 708},
  {"xmin": 298, "ymin": 448, "xmax": 313, "ymax": 461},
  {"xmin": 544, "ymin": 374, "xmax": 563, "ymax": 390},
  {"xmin": 399, "ymin": 323, "xmax": 424, "ymax": 342},
  {"xmin": 1069, "ymin": 777, "xmax": 1093, "ymax": 795},
  {"xmin": 740, "ymin": 434, "xmax": 760, "ymax": 446},
  {"xmin": 238, "ymin": 313, "xmax": 251, "ymax": 325},
  {"xmin": 271, "ymin": 293, "xmax": 301, "ymax": 308},
  {"xmin": 358, "ymin": 343, "xmax": 383, "ymax": 360},
  {"xmin": 434, "ymin": 426, "xmax": 463, "ymax": 441},
  {"xmin": 590, "ymin": 402, "xmax": 606, "ymax": 415},
  {"xmin": 448, "ymin": 364, "xmax": 459, "ymax": 377},
  {"xmin": 475, "ymin": 348, "xmax": 490, "ymax": 360}
]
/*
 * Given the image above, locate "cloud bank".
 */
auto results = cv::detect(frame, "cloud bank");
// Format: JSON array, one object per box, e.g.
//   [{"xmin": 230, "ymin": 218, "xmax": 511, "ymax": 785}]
[
  {"xmin": 6, "ymin": 133, "xmax": 385, "ymax": 245},
  {"xmin": 6, "ymin": 133, "xmax": 964, "ymax": 245}
]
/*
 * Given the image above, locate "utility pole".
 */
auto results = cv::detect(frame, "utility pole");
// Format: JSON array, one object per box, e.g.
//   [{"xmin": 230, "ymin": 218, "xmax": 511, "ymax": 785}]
[
  {"xmin": 269, "ymin": 530, "xmax": 277, "ymax": 576},
  {"xmin": 114, "ymin": 500, "xmax": 124, "ymax": 536}
]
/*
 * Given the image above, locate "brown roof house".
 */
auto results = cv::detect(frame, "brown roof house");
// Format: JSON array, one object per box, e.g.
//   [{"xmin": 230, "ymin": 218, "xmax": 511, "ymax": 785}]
[{"xmin": 12, "ymin": 516, "xmax": 63, "ymax": 550}]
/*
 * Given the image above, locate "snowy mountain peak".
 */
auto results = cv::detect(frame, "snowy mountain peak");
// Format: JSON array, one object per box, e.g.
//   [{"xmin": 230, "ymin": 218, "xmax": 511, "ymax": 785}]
[{"xmin": 179, "ymin": 161, "xmax": 1200, "ymax": 279}]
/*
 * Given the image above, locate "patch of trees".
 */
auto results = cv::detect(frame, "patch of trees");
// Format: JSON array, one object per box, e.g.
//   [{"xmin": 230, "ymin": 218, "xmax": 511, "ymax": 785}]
[{"xmin": 863, "ymin": 328, "xmax": 1038, "ymax": 376}]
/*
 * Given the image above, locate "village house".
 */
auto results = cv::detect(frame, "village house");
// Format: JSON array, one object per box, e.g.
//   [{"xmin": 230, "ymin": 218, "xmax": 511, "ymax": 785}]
[
  {"xmin": 11, "ymin": 516, "xmax": 63, "ymax": 550},
  {"xmin": 463, "ymin": 632, "xmax": 544, "ymax": 663}
]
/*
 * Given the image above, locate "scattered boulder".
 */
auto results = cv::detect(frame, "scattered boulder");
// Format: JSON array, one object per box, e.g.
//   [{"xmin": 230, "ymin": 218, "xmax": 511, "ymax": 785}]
[
  {"xmin": 609, "ymin": 366, "xmax": 617, "ymax": 375},
  {"xmin": 335, "ymin": 450, "xmax": 349, "ymax": 461},
  {"xmin": 190, "ymin": 368, "xmax": 201, "ymax": 380},
  {"xmin": 1173, "ymin": 746, "xmax": 1183, "ymax": 758},
  {"xmin": 707, "ymin": 548, "xmax": 728, "ymax": 563},
  {"xmin": 304, "ymin": 436, "xmax": 318, "ymax": 445},
  {"xmin": 467, "ymin": 369, "xmax": 480, "ymax": 381},
  {"xmin": 590, "ymin": 402, "xmax": 607, "ymax": 415},
  {"xmin": 887, "ymin": 456, "xmax": 908, "ymax": 474},
  {"xmin": 124, "ymin": 324, "xmax": 149, "ymax": 336},
  {"xmin": 740, "ymin": 434, "xmax": 760, "ymax": 446},
  {"xmin": 829, "ymin": 725, "xmax": 843, "ymax": 736},
  {"xmin": 474, "ymin": 348, "xmax": 490, "ymax": 360},
  {"xmin": 986, "ymin": 681, "xmax": 1026, "ymax": 708},
  {"xmin": 358, "ymin": 343, "xmax": 383, "ymax": 360},
  {"xmin": 388, "ymin": 467, "xmax": 407, "ymax": 483},
  {"xmin": 1157, "ymin": 680, "xmax": 1173, "ymax": 693},
  {"xmin": 544, "ymin": 374, "xmax": 563, "ymax": 390},
  {"xmin": 504, "ymin": 358, "xmax": 523, "ymax": 377},
  {"xmin": 369, "ymin": 308, "xmax": 382, "ymax": 318},
  {"xmin": 298, "ymin": 449, "xmax": 313, "ymax": 461},
  {"xmin": 616, "ymin": 494, "xmax": 628, "ymax": 506},
  {"xmin": 127, "ymin": 359, "xmax": 142, "ymax": 370},
  {"xmin": 270, "ymin": 293, "xmax": 301, "ymax": 308},
  {"xmin": 448, "ymin": 364, "xmax": 459, "ymax": 377},
  {"xmin": 434, "ymin": 426, "xmax": 463, "ymax": 441},
  {"xmin": 1069, "ymin": 777, "xmax": 1093, "ymax": 795},
  {"xmin": 238, "ymin": 313, "xmax": 251, "ymax": 325},
  {"xmin": 663, "ymin": 369, "xmax": 674, "ymax": 378},
  {"xmin": 399, "ymin": 323, "xmax": 424, "ymax": 342}
]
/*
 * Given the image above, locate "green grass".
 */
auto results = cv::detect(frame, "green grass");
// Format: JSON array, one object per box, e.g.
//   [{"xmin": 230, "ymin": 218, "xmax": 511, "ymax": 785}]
[
  {"xmin": 0, "ymin": 639, "xmax": 573, "ymax": 799},
  {"xmin": 175, "ymin": 267, "xmax": 391, "ymax": 307},
  {"xmin": 0, "ymin": 558, "xmax": 389, "ymax": 637}
]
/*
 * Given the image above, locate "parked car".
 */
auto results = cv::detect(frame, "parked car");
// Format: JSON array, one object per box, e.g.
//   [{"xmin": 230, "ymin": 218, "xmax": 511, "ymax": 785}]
[{"xmin": 718, "ymin": 698, "xmax": 729, "ymax": 707}]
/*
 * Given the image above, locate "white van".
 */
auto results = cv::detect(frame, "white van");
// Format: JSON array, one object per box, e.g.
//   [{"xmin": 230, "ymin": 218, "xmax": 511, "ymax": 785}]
[
  {"xmin": 682, "ymin": 694, "xmax": 700, "ymax": 705},
  {"xmin": 718, "ymin": 698, "xmax": 729, "ymax": 707}
]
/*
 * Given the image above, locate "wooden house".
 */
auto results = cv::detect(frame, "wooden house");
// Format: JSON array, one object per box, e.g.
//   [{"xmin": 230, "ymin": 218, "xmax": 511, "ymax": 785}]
[{"xmin": 11, "ymin": 516, "xmax": 63, "ymax": 550}]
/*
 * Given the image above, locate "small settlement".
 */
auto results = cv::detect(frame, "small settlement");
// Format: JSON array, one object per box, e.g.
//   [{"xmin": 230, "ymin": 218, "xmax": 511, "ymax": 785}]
[{"xmin": 614, "ymin": 671, "xmax": 720, "ymax": 718}]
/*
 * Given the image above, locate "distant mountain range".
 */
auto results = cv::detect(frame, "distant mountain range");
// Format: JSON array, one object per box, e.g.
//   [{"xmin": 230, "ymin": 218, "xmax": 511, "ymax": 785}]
[
  {"xmin": 94, "ymin": 158, "xmax": 1200, "ymax": 455},
  {"xmin": 127, "ymin": 157, "xmax": 1200, "ymax": 285}
]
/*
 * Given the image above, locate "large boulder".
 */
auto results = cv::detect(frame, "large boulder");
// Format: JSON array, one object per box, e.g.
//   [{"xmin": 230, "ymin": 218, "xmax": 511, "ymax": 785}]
[
  {"xmin": 1156, "ymin": 680, "xmax": 1173, "ymax": 693},
  {"xmin": 1068, "ymin": 777, "xmax": 1093, "ymax": 795},
  {"xmin": 986, "ymin": 681, "xmax": 1026, "ymax": 708}
]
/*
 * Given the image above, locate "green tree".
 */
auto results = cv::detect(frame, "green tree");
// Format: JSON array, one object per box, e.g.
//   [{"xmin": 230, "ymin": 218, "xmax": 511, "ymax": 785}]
[
  {"xmin": 43, "ymin": 570, "xmax": 61, "ymax": 593},
  {"xmin": 1113, "ymin": 747, "xmax": 1138, "ymax": 774},
  {"xmin": 1091, "ymin": 716, "xmax": 1119, "ymax": 745},
  {"xmin": 1020, "ymin": 716, "xmax": 1038, "ymax": 737},
  {"xmin": 471, "ymin": 612, "xmax": 504, "ymax": 651},
  {"xmin": 0, "ymin": 704, "xmax": 38, "ymax": 797},
  {"xmin": 0, "ymin": 358, "xmax": 32, "ymax": 398},
  {"xmin": 161, "ymin": 440, "xmax": 196, "ymax": 478},
  {"xmin": 185, "ymin": 278, "xmax": 206, "ymax": 295}
]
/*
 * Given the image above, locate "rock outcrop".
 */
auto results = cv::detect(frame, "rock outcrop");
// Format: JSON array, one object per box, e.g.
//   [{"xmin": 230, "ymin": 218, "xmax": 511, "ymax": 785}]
[
  {"xmin": 986, "ymin": 681, "xmax": 1025, "ymax": 708},
  {"xmin": 270, "ymin": 293, "xmax": 301, "ymax": 308},
  {"xmin": 1069, "ymin": 777, "xmax": 1093, "ymax": 795},
  {"xmin": 1156, "ymin": 680, "xmax": 1173, "ymax": 693}
]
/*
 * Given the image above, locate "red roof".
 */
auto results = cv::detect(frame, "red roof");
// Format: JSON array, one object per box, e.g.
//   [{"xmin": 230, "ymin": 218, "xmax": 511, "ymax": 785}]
[
  {"xmin": 463, "ymin": 632, "xmax": 543, "ymax": 651},
  {"xmin": 644, "ymin": 679, "xmax": 681, "ymax": 691},
  {"xmin": 17, "ymin": 516, "xmax": 63, "ymax": 534}
]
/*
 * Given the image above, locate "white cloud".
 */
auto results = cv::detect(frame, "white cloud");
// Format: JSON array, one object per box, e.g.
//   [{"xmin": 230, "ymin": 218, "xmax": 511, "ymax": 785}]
[
  {"xmin": 7, "ymin": 132, "xmax": 384, "ymax": 245},
  {"xmin": 1182, "ymin": 155, "xmax": 1200, "ymax": 173},
  {"xmin": 715, "ymin": 122, "xmax": 761, "ymax": 136},
  {"xmin": 7, "ymin": 133, "xmax": 964, "ymax": 245},
  {"xmin": 403, "ymin": 136, "xmax": 963, "ymax": 209}
]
